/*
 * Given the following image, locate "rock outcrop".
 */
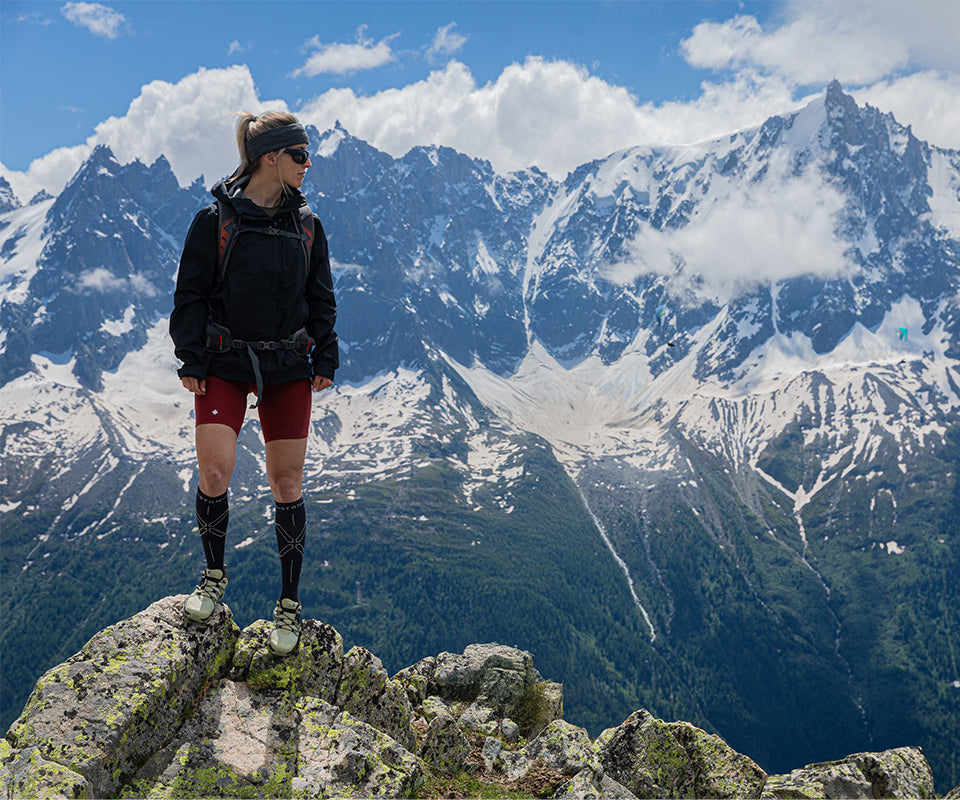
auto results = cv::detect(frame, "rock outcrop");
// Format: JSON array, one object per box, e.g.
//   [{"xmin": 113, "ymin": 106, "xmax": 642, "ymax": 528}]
[{"xmin": 0, "ymin": 596, "xmax": 946, "ymax": 798}]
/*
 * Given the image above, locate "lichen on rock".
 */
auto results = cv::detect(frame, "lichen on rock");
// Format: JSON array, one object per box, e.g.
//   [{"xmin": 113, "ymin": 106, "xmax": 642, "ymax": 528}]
[
  {"xmin": 294, "ymin": 703, "xmax": 423, "ymax": 799},
  {"xmin": 336, "ymin": 645, "xmax": 416, "ymax": 751},
  {"xmin": 596, "ymin": 709, "xmax": 767, "ymax": 799},
  {"xmin": 3, "ymin": 595, "xmax": 238, "ymax": 798},
  {"xmin": 419, "ymin": 710, "xmax": 470, "ymax": 773},
  {"xmin": 760, "ymin": 746, "xmax": 935, "ymax": 799}
]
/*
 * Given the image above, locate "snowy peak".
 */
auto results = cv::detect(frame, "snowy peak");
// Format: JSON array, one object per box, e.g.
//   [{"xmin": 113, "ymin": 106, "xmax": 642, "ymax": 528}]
[
  {"xmin": 518, "ymin": 83, "xmax": 960, "ymax": 374},
  {"xmin": 824, "ymin": 77, "xmax": 859, "ymax": 120},
  {"xmin": 0, "ymin": 147, "xmax": 207, "ymax": 389},
  {"xmin": 0, "ymin": 176, "xmax": 21, "ymax": 214}
]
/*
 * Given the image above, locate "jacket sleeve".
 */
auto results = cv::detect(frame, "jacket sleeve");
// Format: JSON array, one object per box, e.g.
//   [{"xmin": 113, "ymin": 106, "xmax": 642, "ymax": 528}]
[
  {"xmin": 305, "ymin": 216, "xmax": 339, "ymax": 380},
  {"xmin": 170, "ymin": 206, "xmax": 217, "ymax": 379}
]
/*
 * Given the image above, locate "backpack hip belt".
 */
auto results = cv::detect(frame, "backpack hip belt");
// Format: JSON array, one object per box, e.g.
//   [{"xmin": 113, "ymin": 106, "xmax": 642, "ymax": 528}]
[{"xmin": 205, "ymin": 321, "xmax": 316, "ymax": 409}]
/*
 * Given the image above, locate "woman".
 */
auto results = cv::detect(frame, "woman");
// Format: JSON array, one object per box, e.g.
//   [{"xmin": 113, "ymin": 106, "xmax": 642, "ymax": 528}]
[{"xmin": 170, "ymin": 111, "xmax": 338, "ymax": 656}]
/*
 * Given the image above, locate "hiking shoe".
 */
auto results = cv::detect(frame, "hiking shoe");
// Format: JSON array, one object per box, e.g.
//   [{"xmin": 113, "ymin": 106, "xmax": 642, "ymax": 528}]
[
  {"xmin": 183, "ymin": 568, "xmax": 229, "ymax": 622},
  {"xmin": 268, "ymin": 598, "xmax": 301, "ymax": 656}
]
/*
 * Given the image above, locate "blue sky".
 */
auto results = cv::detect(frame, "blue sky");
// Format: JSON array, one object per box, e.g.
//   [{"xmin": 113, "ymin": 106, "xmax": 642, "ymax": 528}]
[{"xmin": 2, "ymin": 1, "xmax": 959, "ymax": 200}]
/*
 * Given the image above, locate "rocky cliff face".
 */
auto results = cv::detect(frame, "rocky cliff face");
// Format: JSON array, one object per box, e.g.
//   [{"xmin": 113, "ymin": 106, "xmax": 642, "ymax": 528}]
[{"xmin": 1, "ymin": 597, "xmax": 947, "ymax": 799}]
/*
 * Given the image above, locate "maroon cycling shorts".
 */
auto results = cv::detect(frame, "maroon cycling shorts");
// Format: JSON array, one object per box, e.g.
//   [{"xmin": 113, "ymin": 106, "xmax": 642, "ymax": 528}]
[{"xmin": 195, "ymin": 376, "xmax": 312, "ymax": 441}]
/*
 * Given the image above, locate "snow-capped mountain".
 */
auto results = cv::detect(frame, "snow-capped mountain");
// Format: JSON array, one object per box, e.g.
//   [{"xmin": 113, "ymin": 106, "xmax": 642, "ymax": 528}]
[{"xmin": 2, "ymin": 82, "xmax": 959, "ymax": 790}]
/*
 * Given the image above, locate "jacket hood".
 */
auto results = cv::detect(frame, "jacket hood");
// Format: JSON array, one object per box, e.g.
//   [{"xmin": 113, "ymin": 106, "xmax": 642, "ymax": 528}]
[{"xmin": 211, "ymin": 176, "xmax": 306, "ymax": 214}]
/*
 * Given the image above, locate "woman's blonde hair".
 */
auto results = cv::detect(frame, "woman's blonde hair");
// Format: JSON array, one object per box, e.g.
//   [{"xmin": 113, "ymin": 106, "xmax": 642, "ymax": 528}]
[{"xmin": 227, "ymin": 111, "xmax": 301, "ymax": 184}]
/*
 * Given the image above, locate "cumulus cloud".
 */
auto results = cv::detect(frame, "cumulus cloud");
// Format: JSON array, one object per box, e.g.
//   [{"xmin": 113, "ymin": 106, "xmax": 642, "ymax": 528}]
[
  {"xmin": 61, "ymin": 1, "xmax": 126, "ymax": 39},
  {"xmin": 427, "ymin": 22, "xmax": 468, "ymax": 61},
  {"xmin": 680, "ymin": 1, "xmax": 960, "ymax": 87},
  {"xmin": 93, "ymin": 66, "xmax": 290, "ymax": 185},
  {"xmin": 603, "ymin": 153, "xmax": 852, "ymax": 297},
  {"xmin": 5, "ymin": 1, "xmax": 960, "ymax": 203},
  {"xmin": 293, "ymin": 25, "xmax": 397, "ymax": 77},
  {"xmin": 0, "ymin": 58, "xmax": 805, "ymax": 199},
  {"xmin": 77, "ymin": 269, "xmax": 157, "ymax": 296},
  {"xmin": 298, "ymin": 58, "xmax": 805, "ymax": 179},
  {"xmin": 1, "ymin": 65, "xmax": 287, "ymax": 199},
  {"xmin": 681, "ymin": 10, "xmax": 906, "ymax": 86},
  {"xmin": 671, "ymin": 2, "xmax": 960, "ymax": 154},
  {"xmin": 288, "ymin": 3, "xmax": 957, "ymax": 171}
]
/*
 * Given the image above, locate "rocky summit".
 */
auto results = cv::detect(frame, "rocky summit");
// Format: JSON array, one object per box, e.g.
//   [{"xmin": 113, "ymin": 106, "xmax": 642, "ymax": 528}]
[{"xmin": 1, "ymin": 597, "xmax": 951, "ymax": 799}]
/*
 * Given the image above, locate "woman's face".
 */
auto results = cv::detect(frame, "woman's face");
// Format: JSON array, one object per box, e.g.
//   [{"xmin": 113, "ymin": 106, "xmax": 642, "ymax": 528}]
[{"xmin": 277, "ymin": 145, "xmax": 311, "ymax": 188}]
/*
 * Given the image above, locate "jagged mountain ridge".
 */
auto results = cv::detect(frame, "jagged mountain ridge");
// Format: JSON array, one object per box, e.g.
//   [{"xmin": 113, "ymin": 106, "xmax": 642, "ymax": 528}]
[{"xmin": 2, "ymin": 83, "xmax": 959, "ymax": 791}]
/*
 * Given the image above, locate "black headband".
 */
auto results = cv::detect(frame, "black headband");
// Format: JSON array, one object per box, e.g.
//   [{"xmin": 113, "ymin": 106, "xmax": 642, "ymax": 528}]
[{"xmin": 245, "ymin": 123, "xmax": 309, "ymax": 163}]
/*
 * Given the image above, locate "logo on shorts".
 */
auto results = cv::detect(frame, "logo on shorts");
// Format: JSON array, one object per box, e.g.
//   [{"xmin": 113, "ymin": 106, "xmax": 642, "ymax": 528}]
[{"xmin": 212, "ymin": 409, "xmax": 219, "ymax": 415}]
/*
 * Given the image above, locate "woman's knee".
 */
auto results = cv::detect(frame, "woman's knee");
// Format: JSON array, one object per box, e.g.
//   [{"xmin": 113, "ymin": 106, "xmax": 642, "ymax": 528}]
[
  {"xmin": 270, "ymin": 472, "xmax": 303, "ymax": 503},
  {"xmin": 265, "ymin": 437, "xmax": 307, "ymax": 502},
  {"xmin": 196, "ymin": 423, "xmax": 238, "ymax": 495},
  {"xmin": 199, "ymin": 462, "xmax": 233, "ymax": 495}
]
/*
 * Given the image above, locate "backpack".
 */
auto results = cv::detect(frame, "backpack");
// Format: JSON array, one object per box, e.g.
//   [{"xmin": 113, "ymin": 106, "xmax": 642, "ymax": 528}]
[
  {"xmin": 207, "ymin": 199, "xmax": 317, "ymax": 408},
  {"xmin": 216, "ymin": 199, "xmax": 315, "ymax": 282}
]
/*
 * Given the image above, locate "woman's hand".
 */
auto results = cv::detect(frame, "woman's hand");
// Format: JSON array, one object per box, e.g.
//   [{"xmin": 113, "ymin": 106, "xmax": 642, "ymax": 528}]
[
  {"xmin": 181, "ymin": 376, "xmax": 207, "ymax": 395},
  {"xmin": 312, "ymin": 376, "xmax": 333, "ymax": 392}
]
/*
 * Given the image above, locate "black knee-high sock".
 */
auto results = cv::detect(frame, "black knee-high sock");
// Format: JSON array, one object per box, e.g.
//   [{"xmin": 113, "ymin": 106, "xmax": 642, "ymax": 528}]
[
  {"xmin": 275, "ymin": 498, "xmax": 306, "ymax": 602},
  {"xmin": 196, "ymin": 489, "xmax": 229, "ymax": 572}
]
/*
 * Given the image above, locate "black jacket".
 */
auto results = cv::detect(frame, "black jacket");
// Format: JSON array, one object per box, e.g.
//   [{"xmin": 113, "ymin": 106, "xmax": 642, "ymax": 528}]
[{"xmin": 170, "ymin": 179, "xmax": 338, "ymax": 386}]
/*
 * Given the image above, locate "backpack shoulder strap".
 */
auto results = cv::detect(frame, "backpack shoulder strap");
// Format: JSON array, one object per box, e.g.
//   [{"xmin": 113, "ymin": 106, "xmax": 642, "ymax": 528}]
[
  {"xmin": 297, "ymin": 204, "xmax": 315, "ymax": 270},
  {"xmin": 216, "ymin": 199, "xmax": 238, "ymax": 283}
]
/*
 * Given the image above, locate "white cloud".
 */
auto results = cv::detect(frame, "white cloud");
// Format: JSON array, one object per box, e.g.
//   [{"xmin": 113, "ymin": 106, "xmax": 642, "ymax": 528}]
[
  {"xmin": 603, "ymin": 154, "xmax": 852, "ymax": 298},
  {"xmin": 93, "ymin": 66, "xmax": 289, "ymax": 186},
  {"xmin": 427, "ymin": 22, "xmax": 468, "ymax": 61},
  {"xmin": 681, "ymin": 10, "xmax": 906, "ymax": 86},
  {"xmin": 0, "ymin": 58, "xmax": 800, "ymax": 199},
  {"xmin": 4, "ymin": 10, "xmax": 959, "ymax": 205},
  {"xmin": 16, "ymin": 10, "xmax": 53, "ymax": 26},
  {"xmin": 61, "ymin": 1, "xmax": 126, "ymax": 39},
  {"xmin": 298, "ymin": 58, "xmax": 806, "ymax": 179},
  {"xmin": 671, "ymin": 1, "xmax": 960, "ymax": 153},
  {"xmin": 1, "ymin": 66, "xmax": 287, "ymax": 199},
  {"xmin": 227, "ymin": 40, "xmax": 245, "ymax": 55},
  {"xmin": 77, "ymin": 269, "xmax": 157, "ymax": 296},
  {"xmin": 680, "ymin": 1, "xmax": 960, "ymax": 87},
  {"xmin": 291, "ymin": 3, "xmax": 960, "ymax": 179},
  {"xmin": 293, "ymin": 25, "xmax": 397, "ymax": 77}
]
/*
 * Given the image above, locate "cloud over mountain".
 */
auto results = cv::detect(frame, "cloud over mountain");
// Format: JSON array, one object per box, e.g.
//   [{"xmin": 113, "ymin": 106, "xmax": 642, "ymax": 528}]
[{"xmin": 3, "ymin": 2, "xmax": 959, "ymax": 205}]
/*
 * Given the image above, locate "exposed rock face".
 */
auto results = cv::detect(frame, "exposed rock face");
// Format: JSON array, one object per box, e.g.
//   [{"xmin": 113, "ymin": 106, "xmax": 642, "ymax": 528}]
[
  {"xmin": 595, "ymin": 709, "xmax": 768, "ymax": 799},
  {"xmin": 760, "ymin": 747, "xmax": 936, "ymax": 799},
  {"xmin": 3, "ymin": 595, "xmax": 238, "ymax": 798},
  {"xmin": 0, "ymin": 596, "xmax": 942, "ymax": 798}
]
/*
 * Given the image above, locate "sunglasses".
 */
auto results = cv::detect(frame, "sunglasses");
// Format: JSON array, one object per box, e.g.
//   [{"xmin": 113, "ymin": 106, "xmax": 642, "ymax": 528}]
[{"xmin": 282, "ymin": 148, "xmax": 310, "ymax": 165}]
